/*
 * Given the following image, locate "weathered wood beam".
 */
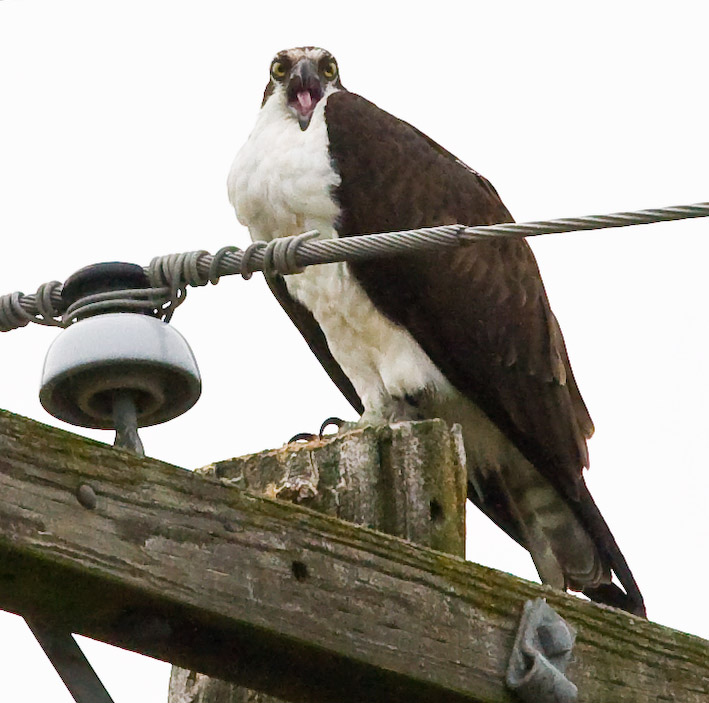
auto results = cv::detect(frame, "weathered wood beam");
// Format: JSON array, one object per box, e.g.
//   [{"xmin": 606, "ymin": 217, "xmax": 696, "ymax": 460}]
[
  {"xmin": 169, "ymin": 417, "xmax": 468, "ymax": 703},
  {"xmin": 0, "ymin": 409, "xmax": 707, "ymax": 703}
]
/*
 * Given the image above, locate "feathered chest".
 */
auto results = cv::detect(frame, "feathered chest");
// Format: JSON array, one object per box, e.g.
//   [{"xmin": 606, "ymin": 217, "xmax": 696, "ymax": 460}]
[
  {"xmin": 227, "ymin": 96, "xmax": 341, "ymax": 242},
  {"xmin": 227, "ymin": 93, "xmax": 451, "ymax": 413}
]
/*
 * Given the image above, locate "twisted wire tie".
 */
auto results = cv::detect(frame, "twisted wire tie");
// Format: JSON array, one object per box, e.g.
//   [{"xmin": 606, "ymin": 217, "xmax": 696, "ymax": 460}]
[
  {"xmin": 0, "ymin": 281, "xmax": 64, "ymax": 332},
  {"xmin": 2, "ymin": 201, "xmax": 707, "ymax": 333},
  {"xmin": 146, "ymin": 250, "xmax": 211, "ymax": 322},
  {"xmin": 208, "ymin": 246, "xmax": 241, "ymax": 284},
  {"xmin": 63, "ymin": 288, "xmax": 168, "ymax": 324}
]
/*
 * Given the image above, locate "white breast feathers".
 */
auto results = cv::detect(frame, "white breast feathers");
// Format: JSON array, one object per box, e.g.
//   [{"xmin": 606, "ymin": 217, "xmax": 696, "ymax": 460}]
[{"xmin": 227, "ymin": 91, "xmax": 452, "ymax": 420}]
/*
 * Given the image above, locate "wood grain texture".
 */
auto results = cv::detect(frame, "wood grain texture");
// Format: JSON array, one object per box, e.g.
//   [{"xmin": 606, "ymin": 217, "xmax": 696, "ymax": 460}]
[
  {"xmin": 0, "ymin": 409, "xmax": 706, "ymax": 703},
  {"xmin": 169, "ymin": 420, "xmax": 467, "ymax": 703},
  {"xmin": 204, "ymin": 420, "xmax": 467, "ymax": 553}
]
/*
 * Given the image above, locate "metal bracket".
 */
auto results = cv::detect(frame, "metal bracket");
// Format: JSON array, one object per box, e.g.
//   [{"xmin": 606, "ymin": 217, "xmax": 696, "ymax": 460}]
[
  {"xmin": 26, "ymin": 619, "xmax": 115, "ymax": 703},
  {"xmin": 506, "ymin": 598, "xmax": 577, "ymax": 703}
]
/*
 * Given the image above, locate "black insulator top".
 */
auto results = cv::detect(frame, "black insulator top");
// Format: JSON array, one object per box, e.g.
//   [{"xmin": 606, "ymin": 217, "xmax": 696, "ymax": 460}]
[{"xmin": 61, "ymin": 262, "xmax": 150, "ymax": 307}]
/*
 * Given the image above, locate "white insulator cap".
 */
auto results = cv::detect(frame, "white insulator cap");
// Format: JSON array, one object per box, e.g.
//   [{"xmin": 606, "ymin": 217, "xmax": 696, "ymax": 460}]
[{"xmin": 40, "ymin": 313, "xmax": 201, "ymax": 429}]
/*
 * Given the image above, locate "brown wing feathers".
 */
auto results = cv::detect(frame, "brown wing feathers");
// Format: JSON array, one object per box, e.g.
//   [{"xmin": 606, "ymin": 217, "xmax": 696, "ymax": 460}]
[
  {"xmin": 326, "ymin": 91, "xmax": 589, "ymax": 498},
  {"xmin": 324, "ymin": 91, "xmax": 644, "ymax": 615}
]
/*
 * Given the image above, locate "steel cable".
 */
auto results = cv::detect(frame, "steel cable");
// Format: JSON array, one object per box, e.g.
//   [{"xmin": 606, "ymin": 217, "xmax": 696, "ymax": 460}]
[{"xmin": 1, "ymin": 201, "xmax": 707, "ymax": 332}]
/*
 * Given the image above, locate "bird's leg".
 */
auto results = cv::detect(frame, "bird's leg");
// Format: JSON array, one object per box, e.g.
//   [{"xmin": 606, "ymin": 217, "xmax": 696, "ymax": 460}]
[
  {"xmin": 287, "ymin": 392, "xmax": 428, "ymax": 444},
  {"xmin": 346, "ymin": 391, "xmax": 428, "ymax": 429}
]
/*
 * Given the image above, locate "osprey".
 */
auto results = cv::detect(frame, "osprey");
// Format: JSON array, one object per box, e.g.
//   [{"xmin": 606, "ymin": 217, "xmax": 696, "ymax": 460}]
[{"xmin": 228, "ymin": 47, "xmax": 645, "ymax": 616}]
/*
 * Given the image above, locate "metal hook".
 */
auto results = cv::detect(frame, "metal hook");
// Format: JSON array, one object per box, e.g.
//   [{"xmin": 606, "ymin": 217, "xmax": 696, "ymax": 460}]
[{"xmin": 506, "ymin": 598, "xmax": 577, "ymax": 702}]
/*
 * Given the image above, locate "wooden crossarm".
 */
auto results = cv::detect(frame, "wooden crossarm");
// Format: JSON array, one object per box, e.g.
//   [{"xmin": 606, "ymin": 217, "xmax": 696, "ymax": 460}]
[{"xmin": 0, "ymin": 409, "xmax": 706, "ymax": 703}]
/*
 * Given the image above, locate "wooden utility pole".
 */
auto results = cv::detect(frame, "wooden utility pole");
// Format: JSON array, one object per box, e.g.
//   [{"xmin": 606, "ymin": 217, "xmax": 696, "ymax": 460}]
[
  {"xmin": 168, "ymin": 420, "xmax": 467, "ymax": 703},
  {"xmin": 0, "ymin": 408, "xmax": 707, "ymax": 703}
]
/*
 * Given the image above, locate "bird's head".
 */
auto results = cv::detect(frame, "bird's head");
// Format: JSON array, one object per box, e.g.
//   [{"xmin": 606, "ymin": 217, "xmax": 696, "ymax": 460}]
[{"xmin": 262, "ymin": 47, "xmax": 343, "ymax": 130}]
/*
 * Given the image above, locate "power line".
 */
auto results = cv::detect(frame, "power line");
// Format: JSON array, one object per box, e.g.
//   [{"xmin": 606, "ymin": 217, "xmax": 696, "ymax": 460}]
[{"xmin": 1, "ymin": 201, "xmax": 707, "ymax": 333}]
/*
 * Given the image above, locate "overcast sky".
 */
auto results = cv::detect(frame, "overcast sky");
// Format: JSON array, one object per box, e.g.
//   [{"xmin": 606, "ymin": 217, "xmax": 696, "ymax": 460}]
[{"xmin": 1, "ymin": 1, "xmax": 708, "ymax": 700}]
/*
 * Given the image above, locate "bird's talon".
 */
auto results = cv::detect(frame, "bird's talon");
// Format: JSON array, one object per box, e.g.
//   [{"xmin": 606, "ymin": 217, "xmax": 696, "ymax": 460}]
[
  {"xmin": 287, "ymin": 432, "xmax": 319, "ymax": 443},
  {"xmin": 319, "ymin": 416, "xmax": 346, "ymax": 437}
]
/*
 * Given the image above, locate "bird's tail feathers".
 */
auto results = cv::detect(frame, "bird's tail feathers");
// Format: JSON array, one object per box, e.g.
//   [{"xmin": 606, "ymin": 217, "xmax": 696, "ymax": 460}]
[
  {"xmin": 468, "ymin": 466, "xmax": 646, "ymax": 618},
  {"xmin": 573, "ymin": 481, "xmax": 646, "ymax": 617}
]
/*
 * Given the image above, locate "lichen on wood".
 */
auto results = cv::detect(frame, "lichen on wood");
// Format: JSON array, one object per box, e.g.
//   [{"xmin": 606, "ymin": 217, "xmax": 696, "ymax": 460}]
[
  {"xmin": 169, "ymin": 419, "xmax": 468, "ymax": 703},
  {"xmin": 0, "ymin": 409, "xmax": 706, "ymax": 703}
]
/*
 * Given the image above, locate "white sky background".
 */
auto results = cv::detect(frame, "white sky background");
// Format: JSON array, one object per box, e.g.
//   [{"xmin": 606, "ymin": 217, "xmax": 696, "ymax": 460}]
[{"xmin": 1, "ymin": 0, "xmax": 708, "ymax": 700}]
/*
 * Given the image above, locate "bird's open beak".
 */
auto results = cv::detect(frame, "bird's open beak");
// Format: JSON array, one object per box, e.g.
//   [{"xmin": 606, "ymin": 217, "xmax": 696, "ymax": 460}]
[{"xmin": 286, "ymin": 59, "xmax": 324, "ymax": 130}]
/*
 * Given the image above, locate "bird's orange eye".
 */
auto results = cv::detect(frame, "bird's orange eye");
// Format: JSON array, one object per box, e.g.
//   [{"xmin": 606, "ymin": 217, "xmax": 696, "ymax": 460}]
[
  {"xmin": 322, "ymin": 61, "xmax": 337, "ymax": 80},
  {"xmin": 271, "ymin": 61, "xmax": 286, "ymax": 80}
]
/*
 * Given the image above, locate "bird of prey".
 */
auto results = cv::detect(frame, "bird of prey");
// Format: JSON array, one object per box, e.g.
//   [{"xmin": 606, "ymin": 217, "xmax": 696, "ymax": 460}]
[{"xmin": 228, "ymin": 46, "xmax": 645, "ymax": 616}]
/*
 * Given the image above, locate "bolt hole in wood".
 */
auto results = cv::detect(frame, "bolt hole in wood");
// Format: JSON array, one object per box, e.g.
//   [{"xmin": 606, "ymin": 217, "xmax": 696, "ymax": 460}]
[
  {"xmin": 429, "ymin": 499, "xmax": 443, "ymax": 523},
  {"xmin": 291, "ymin": 560, "xmax": 308, "ymax": 581}
]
